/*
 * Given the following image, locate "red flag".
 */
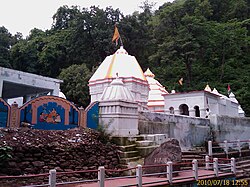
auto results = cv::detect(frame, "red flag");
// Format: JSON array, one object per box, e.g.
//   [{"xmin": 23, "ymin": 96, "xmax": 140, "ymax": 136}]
[{"xmin": 228, "ymin": 84, "xmax": 231, "ymax": 94}]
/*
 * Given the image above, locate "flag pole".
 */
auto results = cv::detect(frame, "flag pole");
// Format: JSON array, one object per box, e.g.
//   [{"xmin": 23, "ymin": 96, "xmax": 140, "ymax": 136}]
[{"xmin": 120, "ymin": 35, "xmax": 123, "ymax": 46}]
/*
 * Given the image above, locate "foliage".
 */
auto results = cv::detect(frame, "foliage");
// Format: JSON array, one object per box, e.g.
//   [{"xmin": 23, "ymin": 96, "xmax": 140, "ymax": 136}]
[
  {"xmin": 58, "ymin": 63, "xmax": 91, "ymax": 107},
  {"xmin": 0, "ymin": 27, "xmax": 21, "ymax": 68},
  {"xmin": 97, "ymin": 118, "xmax": 114, "ymax": 144},
  {"xmin": 0, "ymin": 146, "xmax": 13, "ymax": 165}
]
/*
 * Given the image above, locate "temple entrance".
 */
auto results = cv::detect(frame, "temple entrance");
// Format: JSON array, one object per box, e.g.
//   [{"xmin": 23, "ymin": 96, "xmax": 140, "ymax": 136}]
[
  {"xmin": 179, "ymin": 104, "xmax": 189, "ymax": 116},
  {"xmin": 194, "ymin": 106, "xmax": 200, "ymax": 117}
]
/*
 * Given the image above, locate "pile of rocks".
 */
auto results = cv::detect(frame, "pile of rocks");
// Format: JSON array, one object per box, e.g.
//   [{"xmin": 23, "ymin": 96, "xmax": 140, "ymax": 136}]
[{"xmin": 0, "ymin": 128, "xmax": 120, "ymax": 186}]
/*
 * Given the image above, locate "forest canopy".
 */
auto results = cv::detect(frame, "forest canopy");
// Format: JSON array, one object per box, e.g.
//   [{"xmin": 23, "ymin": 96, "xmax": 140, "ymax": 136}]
[{"xmin": 0, "ymin": 0, "xmax": 249, "ymax": 116}]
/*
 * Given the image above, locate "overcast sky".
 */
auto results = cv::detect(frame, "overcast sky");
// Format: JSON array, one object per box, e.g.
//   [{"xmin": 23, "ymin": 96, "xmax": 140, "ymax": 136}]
[{"xmin": 0, "ymin": 0, "xmax": 172, "ymax": 37}]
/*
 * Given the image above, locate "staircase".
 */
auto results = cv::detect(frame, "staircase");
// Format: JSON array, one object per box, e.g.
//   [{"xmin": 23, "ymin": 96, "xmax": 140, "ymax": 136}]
[
  {"xmin": 181, "ymin": 150, "xmax": 206, "ymax": 170},
  {"xmin": 112, "ymin": 134, "xmax": 168, "ymax": 169},
  {"xmin": 112, "ymin": 136, "xmax": 141, "ymax": 167},
  {"xmin": 113, "ymin": 136, "xmax": 250, "ymax": 179}
]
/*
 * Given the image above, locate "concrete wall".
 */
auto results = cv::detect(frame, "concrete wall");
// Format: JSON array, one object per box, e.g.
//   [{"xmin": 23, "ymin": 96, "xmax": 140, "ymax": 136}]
[
  {"xmin": 210, "ymin": 115, "xmax": 250, "ymax": 142},
  {"xmin": 139, "ymin": 112, "xmax": 250, "ymax": 150},
  {"xmin": 138, "ymin": 112, "xmax": 211, "ymax": 150}
]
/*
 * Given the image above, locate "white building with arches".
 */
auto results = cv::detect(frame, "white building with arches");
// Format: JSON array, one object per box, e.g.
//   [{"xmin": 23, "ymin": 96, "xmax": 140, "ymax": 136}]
[{"xmin": 163, "ymin": 85, "xmax": 244, "ymax": 118}]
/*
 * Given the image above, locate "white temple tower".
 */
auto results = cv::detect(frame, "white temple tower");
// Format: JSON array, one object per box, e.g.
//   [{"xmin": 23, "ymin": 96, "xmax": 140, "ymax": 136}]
[
  {"xmin": 144, "ymin": 68, "xmax": 168, "ymax": 112},
  {"xmin": 88, "ymin": 46, "xmax": 149, "ymax": 109}
]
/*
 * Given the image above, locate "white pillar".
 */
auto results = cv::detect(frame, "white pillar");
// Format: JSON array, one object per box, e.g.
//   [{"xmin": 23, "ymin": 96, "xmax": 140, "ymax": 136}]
[
  {"xmin": 231, "ymin": 157, "xmax": 236, "ymax": 174},
  {"xmin": 224, "ymin": 140, "xmax": 228, "ymax": 157},
  {"xmin": 52, "ymin": 87, "xmax": 60, "ymax": 96},
  {"xmin": 192, "ymin": 159, "xmax": 198, "ymax": 180},
  {"xmin": 167, "ymin": 161, "xmax": 173, "ymax": 184},
  {"xmin": 200, "ymin": 108, "xmax": 206, "ymax": 118},
  {"xmin": 213, "ymin": 158, "xmax": 219, "ymax": 177},
  {"xmin": 208, "ymin": 141, "xmax": 213, "ymax": 157},
  {"xmin": 49, "ymin": 169, "xmax": 56, "ymax": 187},
  {"xmin": 136, "ymin": 165, "xmax": 142, "ymax": 187},
  {"xmin": 0, "ymin": 80, "xmax": 3, "ymax": 97},
  {"xmin": 205, "ymin": 155, "xmax": 210, "ymax": 170},
  {"xmin": 98, "ymin": 166, "xmax": 105, "ymax": 187},
  {"xmin": 189, "ymin": 109, "xmax": 195, "ymax": 117}
]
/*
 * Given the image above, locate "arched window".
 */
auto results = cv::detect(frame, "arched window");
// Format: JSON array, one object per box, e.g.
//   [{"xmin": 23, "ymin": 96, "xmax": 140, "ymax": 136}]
[
  {"xmin": 169, "ymin": 107, "xmax": 174, "ymax": 114},
  {"xmin": 194, "ymin": 105, "xmax": 200, "ymax": 117},
  {"xmin": 179, "ymin": 104, "xmax": 189, "ymax": 116}
]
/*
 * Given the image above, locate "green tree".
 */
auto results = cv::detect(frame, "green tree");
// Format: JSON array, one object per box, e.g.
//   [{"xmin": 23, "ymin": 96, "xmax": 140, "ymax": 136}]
[
  {"xmin": 58, "ymin": 64, "xmax": 92, "ymax": 107},
  {"xmin": 0, "ymin": 27, "xmax": 13, "ymax": 68}
]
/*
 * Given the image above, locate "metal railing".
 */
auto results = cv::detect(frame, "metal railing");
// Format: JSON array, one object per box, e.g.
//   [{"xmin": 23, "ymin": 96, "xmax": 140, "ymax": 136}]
[
  {"xmin": 208, "ymin": 139, "xmax": 250, "ymax": 158},
  {"xmin": 0, "ymin": 156, "xmax": 236, "ymax": 187}
]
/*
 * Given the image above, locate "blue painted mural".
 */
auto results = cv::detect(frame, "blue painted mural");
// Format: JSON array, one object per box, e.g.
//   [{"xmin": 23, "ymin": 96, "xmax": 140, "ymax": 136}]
[
  {"xmin": 86, "ymin": 102, "xmax": 99, "ymax": 129},
  {"xmin": 0, "ymin": 99, "xmax": 9, "ymax": 128},
  {"xmin": 20, "ymin": 96, "xmax": 79, "ymax": 130}
]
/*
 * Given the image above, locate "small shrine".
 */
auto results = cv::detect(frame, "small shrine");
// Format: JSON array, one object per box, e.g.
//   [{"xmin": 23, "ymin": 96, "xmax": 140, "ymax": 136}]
[{"xmin": 98, "ymin": 77, "xmax": 139, "ymax": 136}]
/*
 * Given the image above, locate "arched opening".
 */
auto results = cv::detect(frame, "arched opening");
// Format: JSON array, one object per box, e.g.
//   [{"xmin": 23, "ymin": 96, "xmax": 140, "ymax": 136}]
[
  {"xmin": 179, "ymin": 104, "xmax": 189, "ymax": 116},
  {"xmin": 169, "ymin": 107, "xmax": 174, "ymax": 114},
  {"xmin": 194, "ymin": 105, "xmax": 200, "ymax": 117}
]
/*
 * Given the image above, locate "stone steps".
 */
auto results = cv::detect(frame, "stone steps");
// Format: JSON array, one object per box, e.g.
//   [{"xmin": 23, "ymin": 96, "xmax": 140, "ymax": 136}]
[
  {"xmin": 117, "ymin": 144, "xmax": 137, "ymax": 152},
  {"xmin": 136, "ymin": 140, "xmax": 156, "ymax": 147},
  {"xmin": 112, "ymin": 136, "xmax": 136, "ymax": 146},
  {"xmin": 120, "ymin": 156, "xmax": 141, "ymax": 165},
  {"xmin": 118, "ymin": 150, "xmax": 139, "ymax": 158},
  {"xmin": 139, "ymin": 134, "xmax": 168, "ymax": 145},
  {"xmin": 136, "ymin": 146, "xmax": 159, "ymax": 157}
]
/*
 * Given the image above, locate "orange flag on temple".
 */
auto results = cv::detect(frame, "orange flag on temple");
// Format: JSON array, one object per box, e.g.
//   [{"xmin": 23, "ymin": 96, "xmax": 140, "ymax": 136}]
[
  {"xmin": 112, "ymin": 25, "xmax": 120, "ymax": 45},
  {"xmin": 178, "ymin": 78, "xmax": 183, "ymax": 85}
]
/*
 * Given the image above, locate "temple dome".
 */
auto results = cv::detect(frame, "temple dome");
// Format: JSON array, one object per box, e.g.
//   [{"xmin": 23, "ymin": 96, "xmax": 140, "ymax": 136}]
[
  {"xmin": 100, "ymin": 77, "xmax": 134, "ymax": 101},
  {"xmin": 89, "ymin": 46, "xmax": 146, "ymax": 82}
]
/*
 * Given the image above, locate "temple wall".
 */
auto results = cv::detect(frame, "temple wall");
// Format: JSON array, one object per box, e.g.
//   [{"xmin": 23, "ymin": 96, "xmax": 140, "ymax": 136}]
[
  {"xmin": 210, "ymin": 115, "xmax": 250, "ymax": 142},
  {"xmin": 139, "ymin": 112, "xmax": 250, "ymax": 150},
  {"xmin": 138, "ymin": 112, "xmax": 211, "ymax": 150}
]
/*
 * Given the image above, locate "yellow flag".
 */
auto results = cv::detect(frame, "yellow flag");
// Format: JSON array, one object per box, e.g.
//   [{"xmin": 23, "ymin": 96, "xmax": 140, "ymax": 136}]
[{"xmin": 112, "ymin": 25, "xmax": 120, "ymax": 45}]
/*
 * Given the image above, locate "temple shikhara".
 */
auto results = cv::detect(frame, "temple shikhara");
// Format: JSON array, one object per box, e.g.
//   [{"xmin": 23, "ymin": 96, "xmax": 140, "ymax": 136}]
[{"xmin": 89, "ymin": 46, "xmax": 149, "ymax": 109}]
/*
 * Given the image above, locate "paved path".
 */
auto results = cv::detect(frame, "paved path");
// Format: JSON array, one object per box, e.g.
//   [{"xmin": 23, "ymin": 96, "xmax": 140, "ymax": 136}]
[{"xmin": 60, "ymin": 169, "xmax": 235, "ymax": 187}]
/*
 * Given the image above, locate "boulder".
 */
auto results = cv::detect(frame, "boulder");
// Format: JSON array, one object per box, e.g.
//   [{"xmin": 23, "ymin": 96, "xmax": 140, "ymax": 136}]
[{"xmin": 144, "ymin": 139, "xmax": 182, "ymax": 176}]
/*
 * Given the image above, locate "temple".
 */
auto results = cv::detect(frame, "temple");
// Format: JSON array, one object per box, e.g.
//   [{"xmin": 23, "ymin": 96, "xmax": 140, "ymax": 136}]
[
  {"xmin": 89, "ymin": 46, "xmax": 245, "ymax": 119},
  {"xmin": 89, "ymin": 46, "xmax": 149, "ymax": 110}
]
